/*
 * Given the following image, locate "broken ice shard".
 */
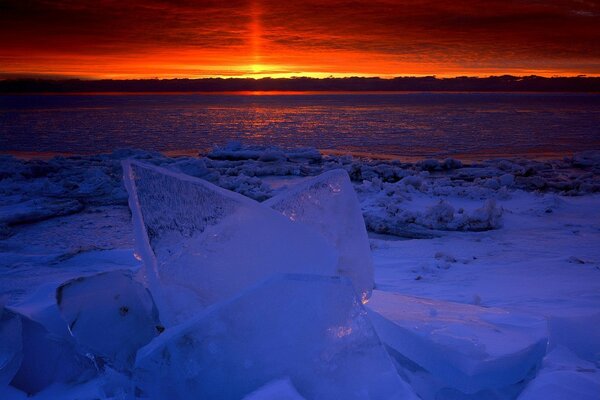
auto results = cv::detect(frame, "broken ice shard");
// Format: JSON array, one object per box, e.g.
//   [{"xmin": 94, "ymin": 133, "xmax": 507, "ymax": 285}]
[
  {"xmin": 265, "ymin": 169, "xmax": 374, "ymax": 300},
  {"xmin": 56, "ymin": 270, "xmax": 161, "ymax": 371},
  {"xmin": 10, "ymin": 314, "xmax": 95, "ymax": 394},
  {"xmin": 123, "ymin": 161, "xmax": 338, "ymax": 325},
  {"xmin": 133, "ymin": 274, "xmax": 416, "ymax": 400},
  {"xmin": 367, "ymin": 290, "xmax": 548, "ymax": 395}
]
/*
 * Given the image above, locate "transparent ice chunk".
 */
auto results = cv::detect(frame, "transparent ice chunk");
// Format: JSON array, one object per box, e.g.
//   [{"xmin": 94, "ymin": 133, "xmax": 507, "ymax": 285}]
[
  {"xmin": 122, "ymin": 161, "xmax": 338, "ymax": 325},
  {"xmin": 134, "ymin": 274, "xmax": 416, "ymax": 400},
  {"xmin": 265, "ymin": 170, "xmax": 374, "ymax": 300},
  {"xmin": 56, "ymin": 270, "xmax": 161, "ymax": 371}
]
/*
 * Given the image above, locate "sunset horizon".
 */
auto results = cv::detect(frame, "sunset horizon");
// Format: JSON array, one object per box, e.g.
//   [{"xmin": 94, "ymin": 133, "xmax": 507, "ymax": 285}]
[{"xmin": 1, "ymin": 1, "xmax": 598, "ymax": 80}]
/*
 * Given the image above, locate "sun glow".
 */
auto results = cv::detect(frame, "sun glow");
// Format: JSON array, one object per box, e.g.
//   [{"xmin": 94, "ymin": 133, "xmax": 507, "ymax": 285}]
[
  {"xmin": 250, "ymin": 1, "xmax": 262, "ymax": 72},
  {"xmin": 1, "ymin": 1, "xmax": 598, "ymax": 79}
]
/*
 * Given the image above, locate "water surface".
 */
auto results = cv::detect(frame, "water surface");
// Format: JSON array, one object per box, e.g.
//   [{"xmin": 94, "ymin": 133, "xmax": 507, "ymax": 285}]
[{"xmin": 1, "ymin": 92, "xmax": 599, "ymax": 159}]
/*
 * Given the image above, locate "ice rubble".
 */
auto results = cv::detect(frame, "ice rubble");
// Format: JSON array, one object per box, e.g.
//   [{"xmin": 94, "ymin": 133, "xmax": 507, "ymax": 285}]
[
  {"xmin": 134, "ymin": 274, "xmax": 416, "ymax": 400},
  {"xmin": 0, "ymin": 198, "xmax": 83, "ymax": 226},
  {"xmin": 56, "ymin": 270, "xmax": 161, "ymax": 371},
  {"xmin": 208, "ymin": 142, "xmax": 322, "ymax": 163},
  {"xmin": 124, "ymin": 161, "xmax": 362, "ymax": 324},
  {"xmin": 2, "ymin": 145, "xmax": 599, "ymax": 240},
  {"xmin": 265, "ymin": 169, "xmax": 374, "ymax": 299},
  {"xmin": 366, "ymin": 290, "xmax": 548, "ymax": 397}
]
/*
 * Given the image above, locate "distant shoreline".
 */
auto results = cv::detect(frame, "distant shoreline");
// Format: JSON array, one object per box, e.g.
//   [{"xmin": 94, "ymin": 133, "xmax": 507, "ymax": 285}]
[
  {"xmin": 2, "ymin": 90, "xmax": 600, "ymax": 96},
  {"xmin": 1, "ymin": 76, "xmax": 599, "ymax": 93},
  {"xmin": 0, "ymin": 148, "xmax": 583, "ymax": 163}
]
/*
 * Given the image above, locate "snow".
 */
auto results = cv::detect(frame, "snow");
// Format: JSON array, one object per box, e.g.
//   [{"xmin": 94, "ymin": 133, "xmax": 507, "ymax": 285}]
[
  {"xmin": 517, "ymin": 346, "xmax": 600, "ymax": 400},
  {"xmin": 367, "ymin": 290, "xmax": 548, "ymax": 396},
  {"xmin": 1, "ymin": 144, "xmax": 600, "ymax": 399},
  {"xmin": 265, "ymin": 169, "xmax": 374, "ymax": 299},
  {"xmin": 133, "ymin": 274, "xmax": 416, "ymax": 400}
]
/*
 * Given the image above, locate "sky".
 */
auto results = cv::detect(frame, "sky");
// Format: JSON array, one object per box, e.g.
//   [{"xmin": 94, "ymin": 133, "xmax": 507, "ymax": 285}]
[{"xmin": 0, "ymin": 0, "xmax": 599, "ymax": 79}]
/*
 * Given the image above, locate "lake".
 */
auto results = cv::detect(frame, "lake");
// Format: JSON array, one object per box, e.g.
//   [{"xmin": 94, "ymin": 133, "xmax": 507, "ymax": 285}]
[{"xmin": 1, "ymin": 92, "xmax": 599, "ymax": 159}]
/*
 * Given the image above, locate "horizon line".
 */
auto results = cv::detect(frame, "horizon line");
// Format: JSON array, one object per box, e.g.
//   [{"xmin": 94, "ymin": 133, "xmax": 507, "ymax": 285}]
[{"xmin": 2, "ymin": 74, "xmax": 600, "ymax": 82}]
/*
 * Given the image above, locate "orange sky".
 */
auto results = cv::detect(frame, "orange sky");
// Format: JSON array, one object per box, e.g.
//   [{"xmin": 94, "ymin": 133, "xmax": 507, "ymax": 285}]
[{"xmin": 0, "ymin": 0, "xmax": 599, "ymax": 79}]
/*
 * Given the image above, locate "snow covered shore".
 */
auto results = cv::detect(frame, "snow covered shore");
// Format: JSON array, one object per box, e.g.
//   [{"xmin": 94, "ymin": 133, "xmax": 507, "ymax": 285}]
[{"xmin": 1, "ymin": 144, "xmax": 599, "ymax": 399}]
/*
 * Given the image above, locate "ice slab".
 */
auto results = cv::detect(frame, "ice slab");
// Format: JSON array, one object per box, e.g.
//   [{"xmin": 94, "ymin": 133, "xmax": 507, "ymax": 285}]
[
  {"xmin": 367, "ymin": 290, "xmax": 548, "ymax": 394},
  {"xmin": 265, "ymin": 169, "xmax": 374, "ymax": 300},
  {"xmin": 0, "ymin": 308, "xmax": 22, "ymax": 386},
  {"xmin": 242, "ymin": 378, "xmax": 306, "ymax": 400},
  {"xmin": 123, "ymin": 161, "xmax": 338, "ymax": 325},
  {"xmin": 134, "ymin": 274, "xmax": 416, "ymax": 400},
  {"xmin": 10, "ymin": 314, "xmax": 95, "ymax": 394},
  {"xmin": 56, "ymin": 270, "xmax": 161, "ymax": 371}
]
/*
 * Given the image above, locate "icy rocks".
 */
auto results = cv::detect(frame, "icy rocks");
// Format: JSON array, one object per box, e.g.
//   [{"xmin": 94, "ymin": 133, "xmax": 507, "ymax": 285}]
[
  {"xmin": 56, "ymin": 270, "xmax": 161, "ymax": 371},
  {"xmin": 134, "ymin": 274, "xmax": 416, "ymax": 400},
  {"xmin": 0, "ymin": 308, "xmax": 22, "ymax": 386},
  {"xmin": 420, "ymin": 199, "xmax": 503, "ymax": 232},
  {"xmin": 366, "ymin": 290, "xmax": 548, "ymax": 396},
  {"xmin": 123, "ymin": 161, "xmax": 339, "ymax": 325},
  {"xmin": 572, "ymin": 150, "xmax": 600, "ymax": 169},
  {"xmin": 265, "ymin": 169, "xmax": 374, "ymax": 300}
]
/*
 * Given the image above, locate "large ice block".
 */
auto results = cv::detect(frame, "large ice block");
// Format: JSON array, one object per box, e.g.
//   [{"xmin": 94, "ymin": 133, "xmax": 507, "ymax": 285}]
[
  {"xmin": 56, "ymin": 270, "xmax": 161, "ymax": 371},
  {"xmin": 367, "ymin": 290, "xmax": 548, "ymax": 395},
  {"xmin": 133, "ymin": 274, "xmax": 416, "ymax": 400},
  {"xmin": 0, "ymin": 308, "xmax": 22, "ymax": 386},
  {"xmin": 123, "ymin": 161, "xmax": 338, "ymax": 325},
  {"xmin": 265, "ymin": 169, "xmax": 374, "ymax": 300}
]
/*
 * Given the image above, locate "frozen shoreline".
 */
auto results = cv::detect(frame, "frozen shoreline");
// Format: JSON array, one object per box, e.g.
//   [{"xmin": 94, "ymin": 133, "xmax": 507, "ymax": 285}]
[
  {"xmin": 1, "ymin": 144, "xmax": 600, "ymax": 399},
  {"xmin": 2, "ymin": 144, "xmax": 599, "ymax": 233}
]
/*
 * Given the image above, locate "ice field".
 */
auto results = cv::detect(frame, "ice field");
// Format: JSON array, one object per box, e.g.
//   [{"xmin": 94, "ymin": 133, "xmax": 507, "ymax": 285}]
[{"xmin": 1, "ymin": 144, "xmax": 599, "ymax": 399}]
